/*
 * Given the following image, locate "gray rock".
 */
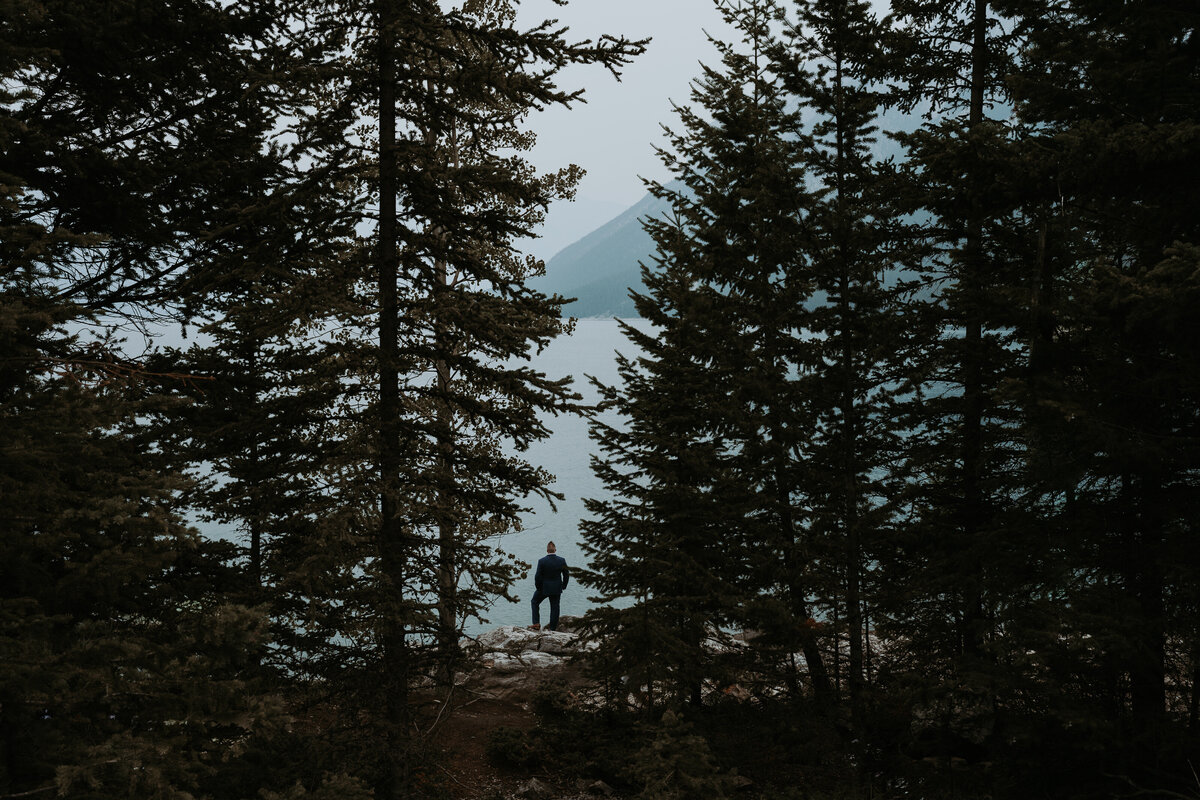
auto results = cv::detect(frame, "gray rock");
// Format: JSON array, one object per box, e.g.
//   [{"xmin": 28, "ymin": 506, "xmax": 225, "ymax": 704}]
[
  {"xmin": 474, "ymin": 624, "xmax": 592, "ymax": 656},
  {"xmin": 487, "ymin": 650, "xmax": 566, "ymax": 673},
  {"xmin": 465, "ymin": 624, "xmax": 596, "ymax": 693},
  {"xmin": 534, "ymin": 631, "xmax": 585, "ymax": 655},
  {"xmin": 587, "ymin": 779, "xmax": 615, "ymax": 796}
]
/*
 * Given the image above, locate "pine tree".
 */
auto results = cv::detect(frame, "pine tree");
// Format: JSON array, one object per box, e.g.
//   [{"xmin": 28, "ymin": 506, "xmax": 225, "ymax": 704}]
[
  {"xmin": 582, "ymin": 0, "xmax": 836, "ymax": 709},
  {"xmin": 996, "ymin": 0, "xmax": 1200, "ymax": 767},
  {"xmin": 877, "ymin": 0, "xmax": 1030, "ymax": 705},
  {"xmin": 582, "ymin": 290, "xmax": 755, "ymax": 709},
  {"xmin": 146, "ymin": 3, "xmax": 366, "ymax": 620},
  {"xmin": 0, "ymin": 373, "xmax": 289, "ymax": 799},
  {"xmin": 384, "ymin": 2, "xmax": 600, "ymax": 677},
  {"xmin": 259, "ymin": 1, "xmax": 645, "ymax": 794},
  {"xmin": 0, "ymin": 2, "xmax": 299, "ymax": 795},
  {"xmin": 629, "ymin": 710, "xmax": 739, "ymax": 800},
  {"xmin": 775, "ymin": 0, "xmax": 902, "ymax": 731}
]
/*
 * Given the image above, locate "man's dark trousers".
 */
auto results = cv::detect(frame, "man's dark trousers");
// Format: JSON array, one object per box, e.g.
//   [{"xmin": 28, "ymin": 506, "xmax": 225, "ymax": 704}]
[
  {"xmin": 531, "ymin": 589, "xmax": 560, "ymax": 630},
  {"xmin": 532, "ymin": 552, "xmax": 569, "ymax": 630}
]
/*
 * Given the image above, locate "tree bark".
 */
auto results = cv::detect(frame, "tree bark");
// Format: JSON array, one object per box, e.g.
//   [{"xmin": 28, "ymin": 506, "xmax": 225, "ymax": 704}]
[
  {"xmin": 377, "ymin": 4, "xmax": 411, "ymax": 796},
  {"xmin": 960, "ymin": 0, "xmax": 990, "ymax": 661},
  {"xmin": 832, "ymin": 16, "xmax": 865, "ymax": 728},
  {"xmin": 434, "ymin": 248, "xmax": 459, "ymax": 681},
  {"xmin": 776, "ymin": 464, "xmax": 833, "ymax": 707},
  {"xmin": 1128, "ymin": 473, "xmax": 1166, "ymax": 751}
]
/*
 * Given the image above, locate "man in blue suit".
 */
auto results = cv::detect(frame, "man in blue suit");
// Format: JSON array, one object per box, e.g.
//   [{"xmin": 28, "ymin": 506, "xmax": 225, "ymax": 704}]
[{"xmin": 531, "ymin": 541, "xmax": 569, "ymax": 631}]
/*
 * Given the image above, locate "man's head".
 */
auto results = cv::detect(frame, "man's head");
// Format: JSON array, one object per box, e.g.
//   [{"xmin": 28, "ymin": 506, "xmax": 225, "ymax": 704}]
[{"xmin": 547, "ymin": 541, "xmax": 556, "ymax": 554}]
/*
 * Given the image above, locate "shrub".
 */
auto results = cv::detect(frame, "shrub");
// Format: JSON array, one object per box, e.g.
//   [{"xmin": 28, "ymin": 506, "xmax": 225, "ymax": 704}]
[
  {"xmin": 628, "ymin": 710, "xmax": 739, "ymax": 800},
  {"xmin": 485, "ymin": 726, "xmax": 537, "ymax": 769}
]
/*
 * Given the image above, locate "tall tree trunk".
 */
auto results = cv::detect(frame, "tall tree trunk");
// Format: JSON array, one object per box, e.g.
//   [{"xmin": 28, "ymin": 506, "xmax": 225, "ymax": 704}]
[
  {"xmin": 1188, "ymin": 653, "xmax": 1199, "ymax": 731},
  {"xmin": 1029, "ymin": 219, "xmax": 1055, "ymax": 377},
  {"xmin": 1128, "ymin": 473, "xmax": 1166, "ymax": 752},
  {"xmin": 416, "ymin": 84, "xmax": 460, "ymax": 682},
  {"xmin": 832, "ymin": 21, "xmax": 865, "ymax": 729},
  {"xmin": 377, "ymin": 5, "xmax": 411, "ymax": 796},
  {"xmin": 245, "ymin": 336, "xmax": 265, "ymax": 595},
  {"xmin": 960, "ymin": 0, "xmax": 989, "ymax": 660},
  {"xmin": 434, "ymin": 249, "xmax": 458, "ymax": 681},
  {"xmin": 776, "ymin": 464, "xmax": 833, "ymax": 707}
]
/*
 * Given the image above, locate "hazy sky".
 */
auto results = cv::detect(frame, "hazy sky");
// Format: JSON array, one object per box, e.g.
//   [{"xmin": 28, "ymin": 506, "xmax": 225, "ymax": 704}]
[
  {"xmin": 511, "ymin": 1, "xmax": 900, "ymax": 259},
  {"xmin": 514, "ymin": 0, "xmax": 736, "ymax": 257}
]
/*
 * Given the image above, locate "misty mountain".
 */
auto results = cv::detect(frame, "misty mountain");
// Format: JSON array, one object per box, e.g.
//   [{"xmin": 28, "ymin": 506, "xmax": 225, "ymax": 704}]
[{"xmin": 531, "ymin": 183, "xmax": 684, "ymax": 318}]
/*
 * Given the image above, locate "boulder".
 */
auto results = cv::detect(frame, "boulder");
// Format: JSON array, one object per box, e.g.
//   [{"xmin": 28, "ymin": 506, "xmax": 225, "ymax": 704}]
[
  {"xmin": 465, "ymin": 623, "xmax": 596, "ymax": 693},
  {"xmin": 488, "ymin": 650, "xmax": 565, "ymax": 673},
  {"xmin": 531, "ymin": 631, "xmax": 583, "ymax": 655},
  {"xmin": 475, "ymin": 624, "xmax": 586, "ymax": 656}
]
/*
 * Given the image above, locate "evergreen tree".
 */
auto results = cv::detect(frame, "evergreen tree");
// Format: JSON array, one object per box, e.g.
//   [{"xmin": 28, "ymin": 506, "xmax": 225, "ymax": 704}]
[
  {"xmin": 997, "ymin": 0, "xmax": 1200, "ymax": 770},
  {"xmin": 0, "ymin": 372, "xmax": 287, "ymax": 799},
  {"xmin": 629, "ymin": 710, "xmax": 738, "ymax": 800},
  {"xmin": 385, "ymin": 2, "xmax": 597, "ymax": 676},
  {"xmin": 145, "ymin": 2, "xmax": 365, "ymax": 633},
  {"xmin": 873, "ymin": 0, "xmax": 1200, "ymax": 784},
  {"xmin": 261, "ymin": 1, "xmax": 645, "ymax": 794},
  {"xmin": 582, "ymin": 0, "xmax": 835, "ymax": 709},
  {"xmin": 774, "ymin": 0, "xmax": 900, "ymax": 730},
  {"xmin": 877, "ymin": 0, "xmax": 1031, "ymax": 710},
  {"xmin": 582, "ymin": 285, "xmax": 753, "ymax": 709},
  {"xmin": 0, "ymin": 2, "xmax": 299, "ymax": 795}
]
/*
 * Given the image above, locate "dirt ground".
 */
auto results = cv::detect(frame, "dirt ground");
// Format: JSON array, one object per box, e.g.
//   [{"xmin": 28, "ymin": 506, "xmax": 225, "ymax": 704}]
[
  {"xmin": 430, "ymin": 691, "xmax": 534, "ymax": 798},
  {"xmin": 425, "ymin": 665, "xmax": 599, "ymax": 800}
]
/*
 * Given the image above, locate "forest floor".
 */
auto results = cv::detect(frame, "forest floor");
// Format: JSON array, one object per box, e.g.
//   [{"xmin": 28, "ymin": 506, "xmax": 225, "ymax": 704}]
[
  {"xmin": 428, "ymin": 666, "xmax": 600, "ymax": 800},
  {"xmin": 431, "ymin": 690, "xmax": 537, "ymax": 798},
  {"xmin": 421, "ymin": 616, "xmax": 613, "ymax": 799}
]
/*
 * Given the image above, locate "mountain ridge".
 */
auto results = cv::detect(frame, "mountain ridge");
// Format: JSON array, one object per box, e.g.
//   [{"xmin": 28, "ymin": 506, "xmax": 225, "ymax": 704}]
[{"xmin": 531, "ymin": 182, "xmax": 683, "ymax": 318}]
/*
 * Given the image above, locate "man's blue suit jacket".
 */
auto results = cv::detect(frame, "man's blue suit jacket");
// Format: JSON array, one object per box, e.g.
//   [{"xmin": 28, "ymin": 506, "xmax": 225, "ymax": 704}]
[{"xmin": 534, "ymin": 553, "xmax": 569, "ymax": 596}]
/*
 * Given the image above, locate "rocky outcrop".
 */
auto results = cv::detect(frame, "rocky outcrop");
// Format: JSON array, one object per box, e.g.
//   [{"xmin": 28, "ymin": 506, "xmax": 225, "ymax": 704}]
[
  {"xmin": 465, "ymin": 619, "xmax": 593, "ymax": 691},
  {"xmin": 477, "ymin": 625, "xmax": 587, "ymax": 657}
]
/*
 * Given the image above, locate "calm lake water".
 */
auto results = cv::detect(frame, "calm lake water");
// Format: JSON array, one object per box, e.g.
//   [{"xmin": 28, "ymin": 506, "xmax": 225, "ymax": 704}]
[{"xmin": 480, "ymin": 317, "xmax": 649, "ymax": 632}]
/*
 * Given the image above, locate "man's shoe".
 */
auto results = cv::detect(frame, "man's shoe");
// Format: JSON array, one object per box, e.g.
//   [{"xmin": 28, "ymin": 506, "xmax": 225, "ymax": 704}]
[{"xmin": 529, "ymin": 623, "xmax": 541, "ymax": 631}]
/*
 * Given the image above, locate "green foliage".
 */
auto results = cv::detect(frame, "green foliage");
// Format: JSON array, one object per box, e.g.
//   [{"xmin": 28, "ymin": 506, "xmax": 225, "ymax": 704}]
[
  {"xmin": 629, "ymin": 710, "xmax": 737, "ymax": 800},
  {"xmin": 581, "ymin": 0, "xmax": 830, "ymax": 712},
  {"xmin": 580, "ymin": 0, "xmax": 1200, "ymax": 794},
  {"xmin": 485, "ymin": 726, "xmax": 537, "ymax": 769},
  {"xmin": 0, "ymin": 376, "xmax": 288, "ymax": 799},
  {"xmin": 989, "ymin": 0, "xmax": 1200, "ymax": 767},
  {"xmin": 876, "ymin": 0, "xmax": 1037, "ymax": 705},
  {"xmin": 2, "ymin": 0, "xmax": 644, "ymax": 797},
  {"xmin": 1, "ymin": 1, "xmax": 295, "ymax": 796}
]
